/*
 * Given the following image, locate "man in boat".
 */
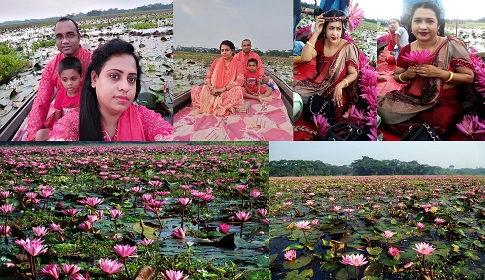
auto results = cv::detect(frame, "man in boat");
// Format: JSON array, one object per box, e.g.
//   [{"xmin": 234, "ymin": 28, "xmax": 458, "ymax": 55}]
[
  {"xmin": 26, "ymin": 17, "xmax": 92, "ymax": 141},
  {"xmin": 235, "ymin": 39, "xmax": 265, "ymax": 80}
]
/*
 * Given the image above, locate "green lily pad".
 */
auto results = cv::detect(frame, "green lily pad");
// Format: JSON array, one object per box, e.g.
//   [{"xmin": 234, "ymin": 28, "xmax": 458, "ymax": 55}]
[
  {"xmin": 246, "ymin": 271, "xmax": 271, "ymax": 280},
  {"xmin": 320, "ymin": 263, "xmax": 339, "ymax": 272},
  {"xmin": 283, "ymin": 268, "xmax": 314, "ymax": 280},
  {"xmin": 364, "ymin": 263, "xmax": 384, "ymax": 276},
  {"xmin": 283, "ymin": 256, "xmax": 313, "ymax": 270},
  {"xmin": 366, "ymin": 246, "xmax": 383, "ymax": 256}
]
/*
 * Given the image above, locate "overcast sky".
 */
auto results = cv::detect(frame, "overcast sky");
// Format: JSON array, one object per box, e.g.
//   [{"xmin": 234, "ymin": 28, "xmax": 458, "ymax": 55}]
[
  {"xmin": 270, "ymin": 142, "xmax": 485, "ymax": 169},
  {"xmin": 302, "ymin": 0, "xmax": 483, "ymax": 21},
  {"xmin": 2, "ymin": 0, "xmax": 172, "ymax": 23},
  {"xmin": 174, "ymin": 0, "xmax": 293, "ymax": 51}
]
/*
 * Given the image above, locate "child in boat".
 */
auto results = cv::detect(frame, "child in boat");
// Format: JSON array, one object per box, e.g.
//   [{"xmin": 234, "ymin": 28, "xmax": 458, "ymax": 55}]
[
  {"xmin": 35, "ymin": 57, "xmax": 82, "ymax": 141},
  {"xmin": 243, "ymin": 58, "xmax": 273, "ymax": 103}
]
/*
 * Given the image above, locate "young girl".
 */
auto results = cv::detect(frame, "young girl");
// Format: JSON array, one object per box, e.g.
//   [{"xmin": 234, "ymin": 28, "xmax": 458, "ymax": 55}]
[
  {"xmin": 243, "ymin": 58, "xmax": 273, "ymax": 103},
  {"xmin": 49, "ymin": 39, "xmax": 173, "ymax": 141},
  {"xmin": 35, "ymin": 57, "xmax": 82, "ymax": 141}
]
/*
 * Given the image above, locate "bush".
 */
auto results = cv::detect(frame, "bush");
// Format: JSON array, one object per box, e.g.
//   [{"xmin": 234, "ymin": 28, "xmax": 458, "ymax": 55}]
[
  {"xmin": 0, "ymin": 44, "xmax": 30, "ymax": 84},
  {"xmin": 129, "ymin": 22, "xmax": 158, "ymax": 29}
]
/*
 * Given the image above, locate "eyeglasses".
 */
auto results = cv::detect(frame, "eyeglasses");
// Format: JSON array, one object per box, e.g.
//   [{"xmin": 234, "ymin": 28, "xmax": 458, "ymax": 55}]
[{"xmin": 55, "ymin": 32, "xmax": 77, "ymax": 41}]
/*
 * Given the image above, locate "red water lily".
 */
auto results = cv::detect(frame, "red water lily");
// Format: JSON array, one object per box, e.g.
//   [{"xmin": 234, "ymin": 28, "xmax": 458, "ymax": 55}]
[{"xmin": 401, "ymin": 50, "xmax": 433, "ymax": 65}]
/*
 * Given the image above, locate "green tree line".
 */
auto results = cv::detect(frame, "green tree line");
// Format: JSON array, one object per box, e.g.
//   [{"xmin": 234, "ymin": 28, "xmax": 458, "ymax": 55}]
[
  {"xmin": 175, "ymin": 46, "xmax": 292, "ymax": 58},
  {"xmin": 270, "ymin": 156, "xmax": 485, "ymax": 176}
]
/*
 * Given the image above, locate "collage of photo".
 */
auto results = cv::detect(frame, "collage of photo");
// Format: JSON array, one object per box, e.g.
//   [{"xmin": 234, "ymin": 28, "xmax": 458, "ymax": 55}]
[{"xmin": 0, "ymin": 0, "xmax": 484, "ymax": 279}]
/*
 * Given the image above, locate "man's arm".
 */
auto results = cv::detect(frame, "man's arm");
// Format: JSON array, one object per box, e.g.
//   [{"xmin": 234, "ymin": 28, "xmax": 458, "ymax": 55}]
[{"xmin": 26, "ymin": 61, "xmax": 57, "ymax": 141}]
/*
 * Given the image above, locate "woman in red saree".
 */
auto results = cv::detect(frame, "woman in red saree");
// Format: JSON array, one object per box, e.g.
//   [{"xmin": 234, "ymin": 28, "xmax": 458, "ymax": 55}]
[
  {"xmin": 294, "ymin": 9, "xmax": 359, "ymax": 123},
  {"xmin": 378, "ymin": 2, "xmax": 474, "ymax": 137},
  {"xmin": 49, "ymin": 39, "xmax": 173, "ymax": 141},
  {"xmin": 191, "ymin": 40, "xmax": 245, "ymax": 116}
]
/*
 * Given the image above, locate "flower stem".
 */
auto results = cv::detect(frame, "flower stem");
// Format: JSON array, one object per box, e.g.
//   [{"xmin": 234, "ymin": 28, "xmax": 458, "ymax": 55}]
[
  {"xmin": 123, "ymin": 258, "xmax": 131, "ymax": 280},
  {"xmin": 355, "ymin": 266, "xmax": 359, "ymax": 280},
  {"xmin": 240, "ymin": 221, "xmax": 244, "ymax": 238}
]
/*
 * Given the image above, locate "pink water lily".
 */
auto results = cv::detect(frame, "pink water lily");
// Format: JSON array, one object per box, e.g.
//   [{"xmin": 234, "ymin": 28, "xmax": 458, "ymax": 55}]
[
  {"xmin": 218, "ymin": 223, "xmax": 231, "ymax": 234},
  {"xmin": 171, "ymin": 227, "xmax": 186, "ymax": 239},
  {"xmin": 114, "ymin": 244, "xmax": 137, "ymax": 258},
  {"xmin": 340, "ymin": 253, "xmax": 368, "ymax": 280},
  {"xmin": 284, "ymin": 249, "xmax": 297, "ymax": 261},
  {"xmin": 41, "ymin": 264, "xmax": 59, "ymax": 279},
  {"xmin": 413, "ymin": 242, "xmax": 435, "ymax": 256},
  {"xmin": 97, "ymin": 258, "xmax": 123, "ymax": 275},
  {"xmin": 456, "ymin": 115, "xmax": 485, "ymax": 139},
  {"xmin": 388, "ymin": 246, "xmax": 403, "ymax": 258},
  {"xmin": 162, "ymin": 270, "xmax": 189, "ymax": 280},
  {"xmin": 347, "ymin": 1, "xmax": 364, "ymax": 31},
  {"xmin": 32, "ymin": 226, "xmax": 49, "ymax": 238},
  {"xmin": 313, "ymin": 114, "xmax": 330, "ymax": 138},
  {"xmin": 401, "ymin": 50, "xmax": 433, "ymax": 65},
  {"xmin": 61, "ymin": 263, "xmax": 81, "ymax": 276}
]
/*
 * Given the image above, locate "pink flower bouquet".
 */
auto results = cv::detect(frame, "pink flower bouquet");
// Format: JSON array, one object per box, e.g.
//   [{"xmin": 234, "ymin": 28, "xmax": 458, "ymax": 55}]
[{"xmin": 347, "ymin": 1, "xmax": 364, "ymax": 31}]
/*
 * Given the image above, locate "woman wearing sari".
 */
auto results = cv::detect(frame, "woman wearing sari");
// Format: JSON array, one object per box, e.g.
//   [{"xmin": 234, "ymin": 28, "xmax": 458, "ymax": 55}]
[
  {"xmin": 49, "ymin": 39, "xmax": 173, "ymax": 141},
  {"xmin": 378, "ymin": 2, "xmax": 474, "ymax": 136},
  {"xmin": 294, "ymin": 9, "xmax": 359, "ymax": 124},
  {"xmin": 191, "ymin": 40, "xmax": 245, "ymax": 116}
]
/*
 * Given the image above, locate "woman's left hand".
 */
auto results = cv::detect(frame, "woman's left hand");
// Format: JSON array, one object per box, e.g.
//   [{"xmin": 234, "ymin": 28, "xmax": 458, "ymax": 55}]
[
  {"xmin": 414, "ymin": 64, "xmax": 442, "ymax": 78},
  {"xmin": 333, "ymin": 86, "xmax": 343, "ymax": 107}
]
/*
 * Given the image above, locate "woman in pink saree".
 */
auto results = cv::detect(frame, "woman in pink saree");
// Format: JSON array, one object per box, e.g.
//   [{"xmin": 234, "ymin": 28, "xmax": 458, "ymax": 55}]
[
  {"xmin": 49, "ymin": 39, "xmax": 173, "ymax": 141},
  {"xmin": 191, "ymin": 40, "xmax": 245, "ymax": 116}
]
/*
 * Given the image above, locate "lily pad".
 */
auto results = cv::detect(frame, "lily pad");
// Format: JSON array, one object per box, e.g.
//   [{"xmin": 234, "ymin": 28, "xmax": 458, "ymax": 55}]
[
  {"xmin": 283, "ymin": 268, "xmax": 314, "ymax": 280},
  {"xmin": 283, "ymin": 256, "xmax": 313, "ymax": 270}
]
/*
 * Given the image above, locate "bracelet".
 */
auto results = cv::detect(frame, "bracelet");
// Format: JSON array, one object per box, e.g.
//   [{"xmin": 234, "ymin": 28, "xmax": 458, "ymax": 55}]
[
  {"xmin": 398, "ymin": 73, "xmax": 408, "ymax": 83},
  {"xmin": 343, "ymin": 78, "xmax": 349, "ymax": 88},
  {"xmin": 306, "ymin": 41, "xmax": 315, "ymax": 49},
  {"xmin": 445, "ymin": 71, "xmax": 454, "ymax": 82}
]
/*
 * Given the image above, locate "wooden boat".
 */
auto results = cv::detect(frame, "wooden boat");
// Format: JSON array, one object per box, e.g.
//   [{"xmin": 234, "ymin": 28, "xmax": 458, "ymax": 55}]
[{"xmin": 172, "ymin": 69, "xmax": 294, "ymax": 141}]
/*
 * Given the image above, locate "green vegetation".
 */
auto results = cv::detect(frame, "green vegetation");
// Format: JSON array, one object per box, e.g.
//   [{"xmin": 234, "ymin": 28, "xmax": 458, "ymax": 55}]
[
  {"xmin": 129, "ymin": 22, "xmax": 158, "ymax": 30},
  {"xmin": 31, "ymin": 39, "xmax": 56, "ymax": 51},
  {"xmin": 0, "ymin": 44, "xmax": 30, "ymax": 84},
  {"xmin": 270, "ymin": 157, "xmax": 485, "ymax": 177}
]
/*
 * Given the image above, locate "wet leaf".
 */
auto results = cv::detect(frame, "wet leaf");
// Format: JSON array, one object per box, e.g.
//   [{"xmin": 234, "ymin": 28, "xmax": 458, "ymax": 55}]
[
  {"xmin": 364, "ymin": 263, "xmax": 384, "ymax": 276},
  {"xmin": 283, "ymin": 256, "xmax": 312, "ymax": 270},
  {"xmin": 283, "ymin": 268, "xmax": 314, "ymax": 280},
  {"xmin": 320, "ymin": 263, "xmax": 338, "ymax": 271},
  {"xmin": 366, "ymin": 247, "xmax": 383, "ymax": 256},
  {"xmin": 283, "ymin": 243, "xmax": 305, "ymax": 251},
  {"xmin": 245, "ymin": 270, "xmax": 270, "ymax": 280},
  {"xmin": 132, "ymin": 220, "xmax": 157, "ymax": 239}
]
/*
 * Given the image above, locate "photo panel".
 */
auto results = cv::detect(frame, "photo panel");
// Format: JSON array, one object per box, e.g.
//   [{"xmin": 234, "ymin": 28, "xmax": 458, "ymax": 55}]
[
  {"xmin": 293, "ymin": 0, "xmax": 378, "ymax": 141},
  {"xmin": 376, "ymin": 0, "xmax": 485, "ymax": 141},
  {"xmin": 0, "ymin": 1, "xmax": 173, "ymax": 141},
  {"xmin": 173, "ymin": 0, "xmax": 294, "ymax": 141},
  {"xmin": 0, "ymin": 141, "xmax": 270, "ymax": 279},
  {"xmin": 269, "ymin": 141, "xmax": 485, "ymax": 279}
]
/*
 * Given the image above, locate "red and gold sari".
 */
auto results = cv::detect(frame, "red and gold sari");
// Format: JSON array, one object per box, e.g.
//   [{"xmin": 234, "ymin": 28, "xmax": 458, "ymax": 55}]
[
  {"xmin": 191, "ymin": 57, "xmax": 245, "ymax": 116},
  {"xmin": 378, "ymin": 37, "xmax": 474, "ymax": 133},
  {"xmin": 295, "ymin": 39, "xmax": 359, "ymax": 123}
]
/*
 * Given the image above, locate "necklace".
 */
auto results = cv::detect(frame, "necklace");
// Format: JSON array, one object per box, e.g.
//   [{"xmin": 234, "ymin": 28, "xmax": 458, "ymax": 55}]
[{"xmin": 102, "ymin": 128, "xmax": 118, "ymax": 141}]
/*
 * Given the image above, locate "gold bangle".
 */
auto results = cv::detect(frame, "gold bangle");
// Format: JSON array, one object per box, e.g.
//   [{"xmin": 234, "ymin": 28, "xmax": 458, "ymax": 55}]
[
  {"xmin": 306, "ymin": 41, "xmax": 315, "ymax": 49},
  {"xmin": 398, "ymin": 73, "xmax": 408, "ymax": 83},
  {"xmin": 445, "ymin": 71, "xmax": 453, "ymax": 82},
  {"xmin": 343, "ymin": 78, "xmax": 349, "ymax": 88}
]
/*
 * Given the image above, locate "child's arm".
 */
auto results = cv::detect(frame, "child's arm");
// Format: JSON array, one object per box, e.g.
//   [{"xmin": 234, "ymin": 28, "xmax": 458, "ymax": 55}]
[
  {"xmin": 54, "ymin": 110, "xmax": 62, "ymax": 122},
  {"xmin": 243, "ymin": 79, "xmax": 255, "ymax": 94},
  {"xmin": 257, "ymin": 76, "xmax": 262, "ymax": 95}
]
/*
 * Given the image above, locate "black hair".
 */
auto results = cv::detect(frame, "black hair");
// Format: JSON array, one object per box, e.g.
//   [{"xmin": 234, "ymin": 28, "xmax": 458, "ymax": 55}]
[
  {"xmin": 406, "ymin": 1, "xmax": 444, "ymax": 43},
  {"xmin": 58, "ymin": 57, "xmax": 82, "ymax": 76},
  {"xmin": 388, "ymin": 18, "xmax": 400, "ymax": 25},
  {"xmin": 56, "ymin": 17, "xmax": 80, "ymax": 35},
  {"xmin": 220, "ymin": 40, "xmax": 236, "ymax": 56},
  {"xmin": 247, "ymin": 58, "xmax": 258, "ymax": 66},
  {"xmin": 79, "ymin": 39, "xmax": 142, "ymax": 141},
  {"xmin": 319, "ymin": 9, "xmax": 347, "ymax": 40}
]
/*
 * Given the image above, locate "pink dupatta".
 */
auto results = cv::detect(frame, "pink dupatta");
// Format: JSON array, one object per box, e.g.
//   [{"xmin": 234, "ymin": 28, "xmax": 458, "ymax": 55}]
[
  {"xmin": 198, "ymin": 57, "xmax": 237, "ymax": 115},
  {"xmin": 114, "ymin": 105, "xmax": 146, "ymax": 141}
]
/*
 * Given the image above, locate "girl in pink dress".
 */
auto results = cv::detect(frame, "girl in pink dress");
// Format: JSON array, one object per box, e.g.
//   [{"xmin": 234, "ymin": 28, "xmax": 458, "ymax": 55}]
[
  {"xmin": 49, "ymin": 39, "xmax": 173, "ymax": 141},
  {"xmin": 191, "ymin": 40, "xmax": 245, "ymax": 116}
]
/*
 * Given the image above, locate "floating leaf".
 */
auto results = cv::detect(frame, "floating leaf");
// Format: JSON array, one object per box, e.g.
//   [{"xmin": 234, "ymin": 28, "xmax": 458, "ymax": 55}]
[
  {"xmin": 320, "ymin": 263, "xmax": 339, "ymax": 272},
  {"xmin": 366, "ymin": 247, "xmax": 383, "ymax": 256},
  {"xmin": 133, "ymin": 220, "xmax": 157, "ymax": 239},
  {"xmin": 364, "ymin": 263, "xmax": 384, "ymax": 276},
  {"xmin": 283, "ymin": 243, "xmax": 305, "ymax": 251},
  {"xmin": 283, "ymin": 268, "xmax": 314, "ymax": 280},
  {"xmin": 246, "ymin": 271, "xmax": 270, "ymax": 280},
  {"xmin": 283, "ymin": 256, "xmax": 312, "ymax": 270}
]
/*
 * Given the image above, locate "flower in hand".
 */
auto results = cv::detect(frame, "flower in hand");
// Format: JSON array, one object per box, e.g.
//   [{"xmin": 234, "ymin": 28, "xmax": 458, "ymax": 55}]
[{"xmin": 401, "ymin": 50, "xmax": 433, "ymax": 65}]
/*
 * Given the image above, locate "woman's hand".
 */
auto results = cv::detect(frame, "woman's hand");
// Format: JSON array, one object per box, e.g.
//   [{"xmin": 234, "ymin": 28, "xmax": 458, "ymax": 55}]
[
  {"xmin": 405, "ymin": 66, "xmax": 418, "ymax": 80},
  {"xmin": 333, "ymin": 85, "xmax": 343, "ymax": 107},
  {"xmin": 414, "ymin": 64, "xmax": 444, "ymax": 78},
  {"xmin": 314, "ymin": 15, "xmax": 325, "ymax": 36}
]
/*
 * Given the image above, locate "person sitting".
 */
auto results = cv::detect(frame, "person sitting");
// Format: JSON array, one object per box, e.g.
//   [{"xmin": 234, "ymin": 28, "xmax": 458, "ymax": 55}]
[
  {"xmin": 190, "ymin": 40, "xmax": 245, "ymax": 116},
  {"xmin": 378, "ymin": 2, "xmax": 474, "ymax": 137},
  {"xmin": 35, "ymin": 57, "xmax": 83, "ymax": 141},
  {"xmin": 387, "ymin": 18, "xmax": 409, "ymax": 62},
  {"xmin": 294, "ymin": 9, "xmax": 359, "ymax": 124},
  {"xmin": 243, "ymin": 58, "xmax": 273, "ymax": 103},
  {"xmin": 49, "ymin": 39, "xmax": 173, "ymax": 141},
  {"xmin": 26, "ymin": 17, "xmax": 92, "ymax": 141}
]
